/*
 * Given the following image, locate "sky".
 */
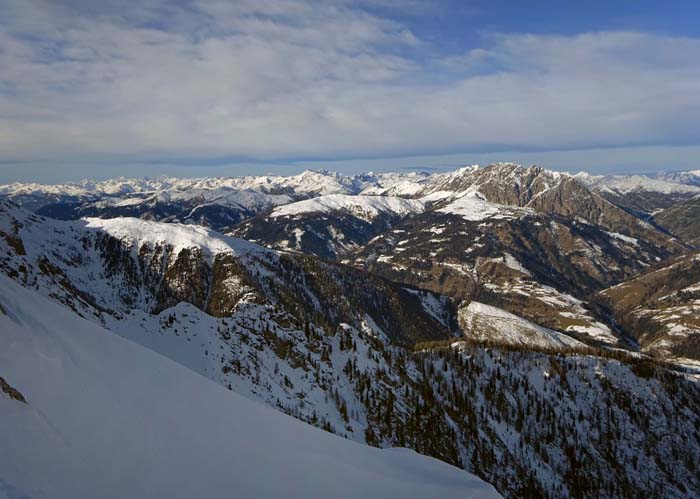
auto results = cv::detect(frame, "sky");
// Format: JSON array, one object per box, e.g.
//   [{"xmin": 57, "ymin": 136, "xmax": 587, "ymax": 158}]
[{"xmin": 1, "ymin": 0, "xmax": 700, "ymax": 183}]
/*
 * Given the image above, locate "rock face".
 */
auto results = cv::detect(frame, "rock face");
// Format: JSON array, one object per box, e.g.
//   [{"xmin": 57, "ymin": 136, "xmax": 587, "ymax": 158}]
[
  {"xmin": 655, "ymin": 196, "xmax": 700, "ymax": 248},
  {"xmin": 597, "ymin": 253, "xmax": 700, "ymax": 360},
  {"xmin": 420, "ymin": 164, "xmax": 684, "ymax": 251}
]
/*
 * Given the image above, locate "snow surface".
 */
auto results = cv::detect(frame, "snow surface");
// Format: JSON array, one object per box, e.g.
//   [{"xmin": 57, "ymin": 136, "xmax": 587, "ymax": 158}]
[
  {"xmin": 362, "ymin": 180, "xmax": 426, "ymax": 197},
  {"xmin": 0, "ymin": 275, "xmax": 499, "ymax": 499},
  {"xmin": 270, "ymin": 194, "xmax": 425, "ymax": 220},
  {"xmin": 478, "ymin": 278, "xmax": 620, "ymax": 345},
  {"xmin": 84, "ymin": 216, "xmax": 263, "ymax": 260},
  {"xmin": 606, "ymin": 231, "xmax": 639, "ymax": 245},
  {"xmin": 436, "ymin": 192, "xmax": 531, "ymax": 221},
  {"xmin": 0, "ymin": 170, "xmax": 429, "ymax": 200},
  {"xmin": 575, "ymin": 172, "xmax": 700, "ymax": 194},
  {"xmin": 460, "ymin": 301, "xmax": 585, "ymax": 349}
]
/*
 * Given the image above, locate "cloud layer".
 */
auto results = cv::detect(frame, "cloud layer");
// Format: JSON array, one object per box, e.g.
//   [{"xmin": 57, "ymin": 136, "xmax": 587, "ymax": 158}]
[{"xmin": 1, "ymin": 0, "xmax": 699, "ymax": 165}]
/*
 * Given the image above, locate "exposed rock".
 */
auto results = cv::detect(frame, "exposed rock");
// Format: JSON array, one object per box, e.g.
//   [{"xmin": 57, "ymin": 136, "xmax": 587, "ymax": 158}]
[{"xmin": 0, "ymin": 375, "xmax": 26, "ymax": 403}]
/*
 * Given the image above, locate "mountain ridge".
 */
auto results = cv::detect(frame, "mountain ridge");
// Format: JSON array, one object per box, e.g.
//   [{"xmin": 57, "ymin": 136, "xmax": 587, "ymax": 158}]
[{"xmin": 2, "ymin": 198, "xmax": 700, "ymax": 497}]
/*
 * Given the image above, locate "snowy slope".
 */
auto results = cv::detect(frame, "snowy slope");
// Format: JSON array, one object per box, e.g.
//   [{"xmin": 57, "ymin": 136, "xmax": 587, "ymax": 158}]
[
  {"xmin": 575, "ymin": 172, "xmax": 700, "ymax": 194},
  {"xmin": 652, "ymin": 170, "xmax": 700, "ymax": 188},
  {"xmin": 83, "ymin": 216, "xmax": 263, "ymax": 260},
  {"xmin": 87, "ymin": 187, "xmax": 293, "ymax": 212},
  {"xmin": 435, "ymin": 192, "xmax": 532, "ymax": 221},
  {"xmin": 0, "ymin": 170, "xmax": 431, "ymax": 200},
  {"xmin": 459, "ymin": 301, "xmax": 586, "ymax": 349},
  {"xmin": 0, "ymin": 176, "xmax": 171, "ymax": 197},
  {"xmin": 0, "ymin": 275, "xmax": 499, "ymax": 499},
  {"xmin": 271, "ymin": 194, "xmax": 425, "ymax": 220}
]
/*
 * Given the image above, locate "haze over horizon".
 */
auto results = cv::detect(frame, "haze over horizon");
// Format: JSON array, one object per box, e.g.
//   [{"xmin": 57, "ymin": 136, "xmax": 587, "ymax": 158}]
[{"xmin": 2, "ymin": 0, "xmax": 700, "ymax": 183}]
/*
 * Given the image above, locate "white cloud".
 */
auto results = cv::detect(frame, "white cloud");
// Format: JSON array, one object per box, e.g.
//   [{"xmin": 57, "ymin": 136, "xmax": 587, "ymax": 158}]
[{"xmin": 0, "ymin": 0, "xmax": 699, "ymax": 166}]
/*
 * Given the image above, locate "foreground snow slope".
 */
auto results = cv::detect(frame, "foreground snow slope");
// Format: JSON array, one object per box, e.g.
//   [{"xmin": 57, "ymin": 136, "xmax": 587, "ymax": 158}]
[{"xmin": 0, "ymin": 275, "xmax": 499, "ymax": 499}]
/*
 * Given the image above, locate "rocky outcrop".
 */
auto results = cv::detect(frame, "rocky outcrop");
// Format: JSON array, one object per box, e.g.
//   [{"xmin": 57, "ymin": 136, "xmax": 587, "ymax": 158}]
[{"xmin": 0, "ymin": 375, "xmax": 26, "ymax": 403}]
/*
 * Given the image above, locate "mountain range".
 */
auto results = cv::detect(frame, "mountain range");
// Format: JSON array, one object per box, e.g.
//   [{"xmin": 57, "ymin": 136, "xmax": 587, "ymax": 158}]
[{"xmin": 2, "ymin": 163, "xmax": 700, "ymax": 498}]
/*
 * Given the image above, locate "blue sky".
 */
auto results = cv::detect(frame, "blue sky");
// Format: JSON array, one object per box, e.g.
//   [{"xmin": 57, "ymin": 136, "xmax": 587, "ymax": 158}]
[{"xmin": 1, "ymin": 0, "xmax": 700, "ymax": 183}]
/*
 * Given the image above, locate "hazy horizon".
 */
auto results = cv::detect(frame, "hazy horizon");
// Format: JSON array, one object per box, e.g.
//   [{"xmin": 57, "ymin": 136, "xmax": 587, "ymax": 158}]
[{"xmin": 2, "ymin": 145, "xmax": 700, "ymax": 185}]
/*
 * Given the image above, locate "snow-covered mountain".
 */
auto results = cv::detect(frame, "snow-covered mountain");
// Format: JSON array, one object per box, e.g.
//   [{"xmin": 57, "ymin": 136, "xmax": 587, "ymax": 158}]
[
  {"xmin": 232, "ymin": 164, "xmax": 685, "ymax": 264},
  {"xmin": 575, "ymin": 172, "xmax": 700, "ymax": 195},
  {"xmin": 0, "ymin": 201, "xmax": 452, "ymax": 345},
  {"xmin": 2, "ymin": 199, "xmax": 700, "ymax": 497},
  {"xmin": 4, "ymin": 163, "xmax": 700, "ymax": 242},
  {"xmin": 4, "ymin": 164, "xmax": 700, "ymax": 497},
  {"xmin": 232, "ymin": 194, "xmax": 425, "ymax": 259},
  {"xmin": 416, "ymin": 164, "xmax": 682, "ymax": 244},
  {"xmin": 574, "ymin": 171, "xmax": 700, "ymax": 217},
  {"xmin": 0, "ymin": 274, "xmax": 499, "ymax": 499},
  {"xmin": 0, "ymin": 170, "xmax": 421, "ymax": 215},
  {"xmin": 656, "ymin": 169, "xmax": 700, "ymax": 187},
  {"xmin": 270, "ymin": 194, "xmax": 425, "ymax": 220},
  {"xmin": 3, "ymin": 164, "xmax": 699, "ymax": 211},
  {"xmin": 344, "ymin": 165, "xmax": 684, "ymax": 347},
  {"xmin": 567, "ymin": 171, "xmax": 700, "ymax": 247},
  {"xmin": 1, "ymin": 170, "xmax": 427, "ymax": 233},
  {"xmin": 1, "ymin": 164, "xmax": 693, "ymax": 352}
]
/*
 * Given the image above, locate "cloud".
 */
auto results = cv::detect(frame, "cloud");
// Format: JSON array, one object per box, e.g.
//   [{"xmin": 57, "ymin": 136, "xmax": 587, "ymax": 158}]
[{"xmin": 0, "ymin": 0, "xmax": 699, "ymax": 167}]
